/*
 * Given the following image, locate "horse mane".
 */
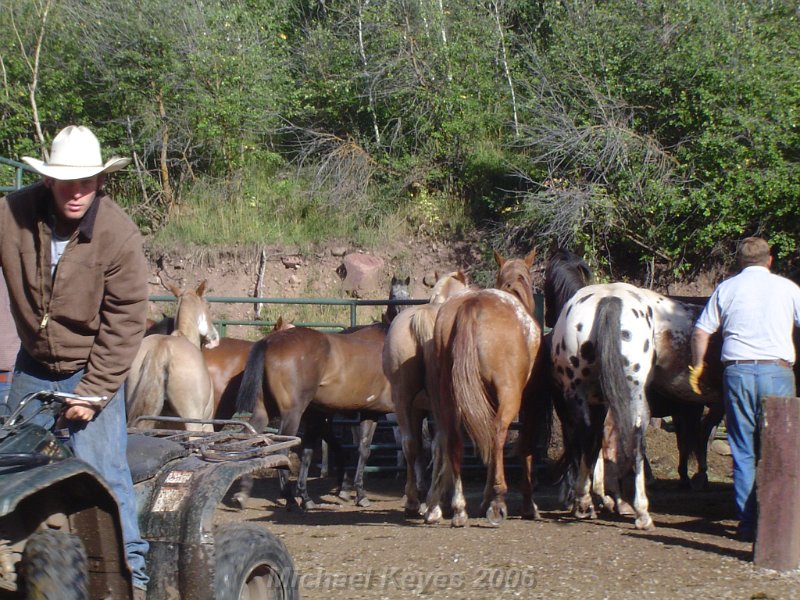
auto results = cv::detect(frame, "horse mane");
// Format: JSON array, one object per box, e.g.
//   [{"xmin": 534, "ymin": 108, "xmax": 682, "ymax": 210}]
[
  {"xmin": 544, "ymin": 248, "xmax": 593, "ymax": 328},
  {"xmin": 494, "ymin": 251, "xmax": 536, "ymax": 316}
]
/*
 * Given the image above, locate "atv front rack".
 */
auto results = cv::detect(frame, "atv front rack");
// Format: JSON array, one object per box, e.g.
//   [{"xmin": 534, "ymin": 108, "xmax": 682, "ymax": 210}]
[{"xmin": 128, "ymin": 416, "xmax": 300, "ymax": 462}]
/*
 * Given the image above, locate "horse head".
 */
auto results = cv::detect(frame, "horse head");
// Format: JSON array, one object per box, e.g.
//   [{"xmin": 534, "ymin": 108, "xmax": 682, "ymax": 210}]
[
  {"xmin": 384, "ymin": 275, "xmax": 412, "ymax": 324},
  {"xmin": 165, "ymin": 279, "xmax": 220, "ymax": 350},
  {"xmin": 543, "ymin": 247, "xmax": 593, "ymax": 328},
  {"xmin": 493, "ymin": 249, "xmax": 536, "ymax": 316},
  {"xmin": 429, "ymin": 271, "xmax": 468, "ymax": 304}
]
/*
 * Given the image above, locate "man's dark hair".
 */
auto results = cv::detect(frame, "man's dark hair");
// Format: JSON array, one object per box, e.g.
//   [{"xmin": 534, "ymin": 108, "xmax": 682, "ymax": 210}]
[{"xmin": 737, "ymin": 237, "xmax": 771, "ymax": 268}]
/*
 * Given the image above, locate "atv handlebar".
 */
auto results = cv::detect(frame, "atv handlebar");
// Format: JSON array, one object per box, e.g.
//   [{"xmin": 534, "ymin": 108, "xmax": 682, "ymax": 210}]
[{"xmin": 2, "ymin": 390, "xmax": 108, "ymax": 428}]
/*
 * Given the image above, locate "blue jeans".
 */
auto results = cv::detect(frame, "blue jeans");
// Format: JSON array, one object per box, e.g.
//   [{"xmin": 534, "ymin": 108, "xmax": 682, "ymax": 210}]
[
  {"xmin": 723, "ymin": 363, "xmax": 796, "ymax": 533},
  {"xmin": 5, "ymin": 352, "xmax": 149, "ymax": 590}
]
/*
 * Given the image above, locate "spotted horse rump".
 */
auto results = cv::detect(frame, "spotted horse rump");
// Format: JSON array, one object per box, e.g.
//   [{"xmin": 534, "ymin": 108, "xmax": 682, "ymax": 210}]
[{"xmin": 551, "ymin": 282, "xmax": 656, "ymax": 530}]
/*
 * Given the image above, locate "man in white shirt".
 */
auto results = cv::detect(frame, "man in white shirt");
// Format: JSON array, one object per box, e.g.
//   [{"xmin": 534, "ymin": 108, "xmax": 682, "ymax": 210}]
[{"xmin": 689, "ymin": 237, "xmax": 800, "ymax": 543}]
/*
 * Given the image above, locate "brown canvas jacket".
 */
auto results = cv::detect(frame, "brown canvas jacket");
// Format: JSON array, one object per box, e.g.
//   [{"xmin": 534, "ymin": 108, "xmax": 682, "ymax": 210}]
[{"xmin": 0, "ymin": 181, "xmax": 148, "ymax": 406}]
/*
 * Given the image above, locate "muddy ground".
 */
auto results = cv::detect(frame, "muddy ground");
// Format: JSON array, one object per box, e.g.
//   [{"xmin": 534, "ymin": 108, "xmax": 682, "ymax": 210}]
[{"xmin": 214, "ymin": 426, "xmax": 800, "ymax": 600}]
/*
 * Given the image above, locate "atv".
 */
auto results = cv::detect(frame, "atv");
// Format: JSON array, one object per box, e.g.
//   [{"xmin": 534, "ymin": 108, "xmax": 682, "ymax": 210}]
[{"xmin": 0, "ymin": 390, "xmax": 301, "ymax": 599}]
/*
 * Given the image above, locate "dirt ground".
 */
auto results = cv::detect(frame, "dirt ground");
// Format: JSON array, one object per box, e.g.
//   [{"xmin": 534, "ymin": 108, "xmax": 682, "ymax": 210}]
[{"xmin": 214, "ymin": 426, "xmax": 800, "ymax": 600}]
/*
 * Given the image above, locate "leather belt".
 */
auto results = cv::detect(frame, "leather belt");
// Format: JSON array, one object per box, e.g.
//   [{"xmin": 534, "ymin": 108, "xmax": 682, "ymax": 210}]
[
  {"xmin": 0, "ymin": 371, "xmax": 12, "ymax": 383},
  {"xmin": 723, "ymin": 359, "xmax": 792, "ymax": 368}
]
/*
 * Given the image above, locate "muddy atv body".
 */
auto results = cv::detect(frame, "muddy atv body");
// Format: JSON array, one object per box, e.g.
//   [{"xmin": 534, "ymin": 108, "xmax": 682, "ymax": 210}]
[{"xmin": 0, "ymin": 392, "xmax": 301, "ymax": 599}]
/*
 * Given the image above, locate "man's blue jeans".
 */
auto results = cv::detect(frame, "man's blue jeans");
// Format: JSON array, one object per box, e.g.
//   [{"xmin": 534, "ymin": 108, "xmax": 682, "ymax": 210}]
[
  {"xmin": 723, "ymin": 363, "xmax": 796, "ymax": 534},
  {"xmin": 5, "ymin": 354, "xmax": 149, "ymax": 591}
]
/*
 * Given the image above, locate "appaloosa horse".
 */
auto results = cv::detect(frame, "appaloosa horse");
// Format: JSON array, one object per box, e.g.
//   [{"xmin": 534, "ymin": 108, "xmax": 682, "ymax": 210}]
[
  {"xmin": 382, "ymin": 271, "xmax": 470, "ymax": 516},
  {"xmin": 544, "ymin": 248, "xmax": 724, "ymax": 516},
  {"xmin": 424, "ymin": 250, "xmax": 543, "ymax": 527},
  {"xmin": 550, "ymin": 261, "xmax": 726, "ymax": 529},
  {"xmin": 127, "ymin": 280, "xmax": 220, "ymax": 431}
]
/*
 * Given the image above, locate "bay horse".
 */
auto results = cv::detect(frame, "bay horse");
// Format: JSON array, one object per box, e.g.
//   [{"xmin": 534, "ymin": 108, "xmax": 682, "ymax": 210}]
[
  {"xmin": 424, "ymin": 249, "xmax": 543, "ymax": 527},
  {"xmin": 382, "ymin": 271, "xmax": 470, "ymax": 516},
  {"xmin": 233, "ymin": 321, "xmax": 393, "ymax": 509},
  {"xmin": 127, "ymin": 280, "xmax": 220, "ymax": 431}
]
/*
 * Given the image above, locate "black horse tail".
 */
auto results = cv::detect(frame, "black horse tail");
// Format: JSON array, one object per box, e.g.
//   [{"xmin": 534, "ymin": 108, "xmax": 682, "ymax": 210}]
[
  {"xmin": 235, "ymin": 338, "xmax": 268, "ymax": 415},
  {"xmin": 596, "ymin": 296, "xmax": 636, "ymax": 473}
]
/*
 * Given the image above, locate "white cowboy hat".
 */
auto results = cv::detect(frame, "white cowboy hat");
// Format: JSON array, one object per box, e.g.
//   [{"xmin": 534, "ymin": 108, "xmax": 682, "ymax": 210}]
[{"xmin": 22, "ymin": 125, "xmax": 131, "ymax": 181}]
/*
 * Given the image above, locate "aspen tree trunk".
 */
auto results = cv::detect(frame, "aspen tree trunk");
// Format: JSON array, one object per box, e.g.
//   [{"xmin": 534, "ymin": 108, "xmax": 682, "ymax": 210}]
[{"xmin": 490, "ymin": 1, "xmax": 519, "ymax": 137}]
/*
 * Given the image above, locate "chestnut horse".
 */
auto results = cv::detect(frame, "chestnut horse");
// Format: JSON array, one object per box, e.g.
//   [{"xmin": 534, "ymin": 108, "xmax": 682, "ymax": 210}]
[
  {"xmin": 424, "ymin": 250, "xmax": 543, "ymax": 527},
  {"xmin": 127, "ymin": 280, "xmax": 220, "ymax": 431},
  {"xmin": 382, "ymin": 271, "xmax": 470, "ymax": 516}
]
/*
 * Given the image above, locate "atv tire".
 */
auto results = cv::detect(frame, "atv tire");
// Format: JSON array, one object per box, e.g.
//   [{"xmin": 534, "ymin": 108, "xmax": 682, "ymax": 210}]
[
  {"xmin": 22, "ymin": 529, "xmax": 89, "ymax": 600},
  {"xmin": 214, "ymin": 523, "xmax": 298, "ymax": 600}
]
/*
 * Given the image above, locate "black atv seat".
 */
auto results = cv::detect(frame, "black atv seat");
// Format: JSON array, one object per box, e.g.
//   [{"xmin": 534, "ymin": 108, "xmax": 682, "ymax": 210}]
[{"xmin": 126, "ymin": 433, "xmax": 190, "ymax": 484}]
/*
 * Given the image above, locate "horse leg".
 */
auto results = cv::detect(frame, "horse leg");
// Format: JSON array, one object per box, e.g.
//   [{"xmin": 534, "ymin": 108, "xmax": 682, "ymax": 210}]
[
  {"xmin": 394, "ymin": 386, "xmax": 426, "ymax": 517},
  {"xmin": 318, "ymin": 420, "xmax": 349, "ymax": 501},
  {"xmin": 448, "ymin": 428, "xmax": 468, "ymax": 528},
  {"xmin": 353, "ymin": 417, "xmax": 378, "ymax": 507},
  {"xmin": 632, "ymin": 423, "xmax": 654, "ymax": 530},
  {"xmin": 482, "ymin": 396, "xmax": 517, "ymax": 526},
  {"xmin": 573, "ymin": 404, "xmax": 606, "ymax": 520},
  {"xmin": 296, "ymin": 415, "xmax": 327, "ymax": 510},
  {"xmin": 692, "ymin": 403, "xmax": 725, "ymax": 491},
  {"xmin": 423, "ymin": 428, "xmax": 450, "ymax": 525},
  {"xmin": 672, "ymin": 403, "xmax": 703, "ymax": 489}
]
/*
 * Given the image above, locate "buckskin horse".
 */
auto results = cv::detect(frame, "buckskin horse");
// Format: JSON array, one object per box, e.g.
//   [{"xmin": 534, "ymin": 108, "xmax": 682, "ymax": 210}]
[
  {"xmin": 423, "ymin": 250, "xmax": 544, "ymax": 527},
  {"xmin": 127, "ymin": 280, "xmax": 220, "ymax": 431},
  {"xmin": 382, "ymin": 271, "xmax": 470, "ymax": 517}
]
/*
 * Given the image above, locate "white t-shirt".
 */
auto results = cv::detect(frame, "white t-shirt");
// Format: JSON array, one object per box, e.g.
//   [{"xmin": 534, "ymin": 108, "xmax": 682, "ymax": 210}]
[{"xmin": 695, "ymin": 266, "xmax": 800, "ymax": 363}]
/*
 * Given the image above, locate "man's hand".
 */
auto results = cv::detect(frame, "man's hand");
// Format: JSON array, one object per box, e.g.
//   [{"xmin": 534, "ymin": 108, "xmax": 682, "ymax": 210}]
[
  {"xmin": 64, "ymin": 399, "xmax": 99, "ymax": 422},
  {"xmin": 688, "ymin": 363, "xmax": 704, "ymax": 395}
]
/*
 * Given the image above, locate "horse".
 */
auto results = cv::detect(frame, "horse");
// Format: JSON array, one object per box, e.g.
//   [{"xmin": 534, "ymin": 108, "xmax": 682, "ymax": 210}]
[
  {"xmin": 381, "ymin": 271, "xmax": 470, "ymax": 516},
  {"xmin": 384, "ymin": 275, "xmax": 411, "ymax": 323},
  {"xmin": 127, "ymin": 280, "xmax": 220, "ymax": 432},
  {"xmin": 544, "ymin": 249, "xmax": 725, "ymax": 514},
  {"xmin": 423, "ymin": 249, "xmax": 543, "ymax": 527},
  {"xmin": 233, "ymin": 320, "xmax": 394, "ymax": 509},
  {"xmin": 549, "ymin": 260, "xmax": 727, "ymax": 529}
]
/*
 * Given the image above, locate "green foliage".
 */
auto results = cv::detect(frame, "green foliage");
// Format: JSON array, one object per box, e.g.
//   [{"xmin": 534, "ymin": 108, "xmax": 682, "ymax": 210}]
[{"xmin": 1, "ymin": 0, "xmax": 798, "ymax": 279}]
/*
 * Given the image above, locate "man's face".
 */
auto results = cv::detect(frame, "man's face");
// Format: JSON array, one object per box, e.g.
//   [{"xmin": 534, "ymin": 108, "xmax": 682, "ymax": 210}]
[{"xmin": 45, "ymin": 175, "xmax": 104, "ymax": 223}]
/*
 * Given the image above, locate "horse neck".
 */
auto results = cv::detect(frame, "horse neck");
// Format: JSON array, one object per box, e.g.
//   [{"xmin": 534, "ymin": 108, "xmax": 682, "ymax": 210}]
[
  {"xmin": 174, "ymin": 297, "xmax": 204, "ymax": 347},
  {"xmin": 544, "ymin": 254, "xmax": 592, "ymax": 327},
  {"xmin": 497, "ymin": 263, "xmax": 534, "ymax": 316}
]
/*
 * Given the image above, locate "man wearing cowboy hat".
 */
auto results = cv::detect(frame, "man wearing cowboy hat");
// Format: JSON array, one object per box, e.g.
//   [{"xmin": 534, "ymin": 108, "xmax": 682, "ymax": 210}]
[{"xmin": 0, "ymin": 125, "xmax": 149, "ymax": 595}]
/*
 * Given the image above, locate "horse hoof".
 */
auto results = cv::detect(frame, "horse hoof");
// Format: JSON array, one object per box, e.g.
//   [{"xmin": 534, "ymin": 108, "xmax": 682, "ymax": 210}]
[
  {"xmin": 521, "ymin": 504, "xmax": 540, "ymax": 520},
  {"xmin": 690, "ymin": 472, "xmax": 709, "ymax": 492},
  {"xmin": 302, "ymin": 499, "xmax": 317, "ymax": 511},
  {"xmin": 451, "ymin": 512, "xmax": 469, "ymax": 528},
  {"xmin": 601, "ymin": 495, "xmax": 616, "ymax": 514},
  {"xmin": 486, "ymin": 503, "xmax": 507, "ymax": 527},
  {"xmin": 338, "ymin": 490, "xmax": 350, "ymax": 502},
  {"xmin": 355, "ymin": 496, "xmax": 371, "ymax": 508},
  {"xmin": 424, "ymin": 505, "xmax": 442, "ymax": 524},
  {"xmin": 573, "ymin": 502, "xmax": 596, "ymax": 520},
  {"xmin": 231, "ymin": 493, "xmax": 249, "ymax": 510},
  {"xmin": 616, "ymin": 500, "xmax": 636, "ymax": 517},
  {"xmin": 635, "ymin": 514, "xmax": 655, "ymax": 530}
]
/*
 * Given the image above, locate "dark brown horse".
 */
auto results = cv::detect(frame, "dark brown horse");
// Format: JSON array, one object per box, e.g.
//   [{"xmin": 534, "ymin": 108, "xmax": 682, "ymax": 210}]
[
  {"xmin": 233, "ymin": 321, "xmax": 394, "ymax": 509},
  {"xmin": 424, "ymin": 250, "xmax": 543, "ymax": 527}
]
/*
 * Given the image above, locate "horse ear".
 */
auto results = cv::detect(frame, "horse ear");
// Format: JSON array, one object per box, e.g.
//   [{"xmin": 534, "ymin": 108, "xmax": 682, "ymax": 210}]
[
  {"xmin": 524, "ymin": 248, "xmax": 538, "ymax": 268},
  {"xmin": 274, "ymin": 315, "xmax": 284, "ymax": 330},
  {"xmin": 455, "ymin": 270, "xmax": 467, "ymax": 284},
  {"xmin": 493, "ymin": 249, "xmax": 505, "ymax": 268},
  {"xmin": 196, "ymin": 280, "xmax": 208, "ymax": 297},
  {"xmin": 404, "ymin": 276, "xmax": 410, "ymax": 285},
  {"xmin": 434, "ymin": 270, "xmax": 440, "ymax": 281},
  {"xmin": 165, "ymin": 281, "xmax": 181, "ymax": 298},
  {"xmin": 391, "ymin": 275, "xmax": 398, "ymax": 285}
]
